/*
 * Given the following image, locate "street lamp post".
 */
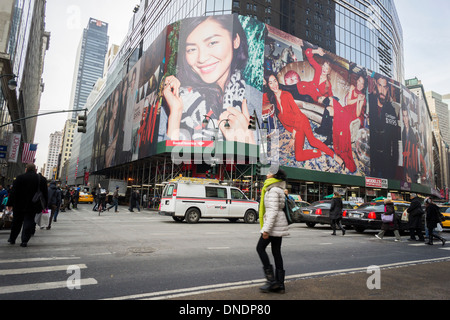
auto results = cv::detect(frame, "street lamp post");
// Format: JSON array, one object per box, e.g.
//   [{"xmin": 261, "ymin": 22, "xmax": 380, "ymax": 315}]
[
  {"xmin": 202, "ymin": 115, "xmax": 231, "ymax": 179},
  {"xmin": 0, "ymin": 74, "xmax": 18, "ymax": 91}
]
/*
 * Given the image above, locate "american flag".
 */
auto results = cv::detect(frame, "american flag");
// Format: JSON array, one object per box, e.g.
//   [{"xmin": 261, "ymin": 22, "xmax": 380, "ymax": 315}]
[{"xmin": 22, "ymin": 143, "xmax": 38, "ymax": 164}]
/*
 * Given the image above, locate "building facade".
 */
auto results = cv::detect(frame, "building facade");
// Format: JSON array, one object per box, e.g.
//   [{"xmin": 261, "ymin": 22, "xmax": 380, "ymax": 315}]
[
  {"xmin": 65, "ymin": 8, "xmax": 442, "ymax": 204},
  {"xmin": 44, "ymin": 130, "xmax": 62, "ymax": 179},
  {"xmin": 68, "ymin": 18, "xmax": 109, "ymax": 121},
  {"xmin": 0, "ymin": 0, "xmax": 50, "ymax": 183}
]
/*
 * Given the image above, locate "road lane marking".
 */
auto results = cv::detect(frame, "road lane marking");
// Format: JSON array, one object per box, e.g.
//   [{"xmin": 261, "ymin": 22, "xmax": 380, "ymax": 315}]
[
  {"xmin": 0, "ymin": 257, "xmax": 80, "ymax": 264},
  {"xmin": 103, "ymin": 256, "xmax": 450, "ymax": 300},
  {"xmin": 0, "ymin": 278, "xmax": 98, "ymax": 295},
  {"xmin": 0, "ymin": 264, "xmax": 87, "ymax": 276}
]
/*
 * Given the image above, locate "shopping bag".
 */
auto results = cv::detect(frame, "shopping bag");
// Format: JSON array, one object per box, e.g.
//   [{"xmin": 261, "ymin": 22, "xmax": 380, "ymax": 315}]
[
  {"xmin": 35, "ymin": 210, "xmax": 50, "ymax": 228},
  {"xmin": 401, "ymin": 209, "xmax": 409, "ymax": 222},
  {"xmin": 435, "ymin": 223, "xmax": 443, "ymax": 233}
]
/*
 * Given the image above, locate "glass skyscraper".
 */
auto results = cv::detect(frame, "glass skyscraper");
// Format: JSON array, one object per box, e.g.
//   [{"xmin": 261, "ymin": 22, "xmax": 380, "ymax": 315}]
[{"xmin": 69, "ymin": 18, "xmax": 109, "ymax": 121}]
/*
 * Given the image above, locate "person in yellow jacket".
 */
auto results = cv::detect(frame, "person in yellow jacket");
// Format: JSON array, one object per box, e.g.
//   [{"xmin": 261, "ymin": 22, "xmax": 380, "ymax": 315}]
[{"xmin": 256, "ymin": 168, "xmax": 289, "ymax": 293}]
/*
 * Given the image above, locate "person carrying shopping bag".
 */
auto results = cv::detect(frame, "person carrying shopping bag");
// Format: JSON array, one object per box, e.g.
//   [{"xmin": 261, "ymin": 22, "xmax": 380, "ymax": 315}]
[
  {"xmin": 376, "ymin": 198, "xmax": 401, "ymax": 241},
  {"xmin": 256, "ymin": 168, "xmax": 289, "ymax": 294}
]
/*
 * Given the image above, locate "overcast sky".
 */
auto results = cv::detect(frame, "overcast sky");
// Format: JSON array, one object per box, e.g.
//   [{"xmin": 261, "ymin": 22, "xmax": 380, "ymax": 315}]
[
  {"xmin": 35, "ymin": 0, "xmax": 138, "ymax": 170},
  {"xmin": 34, "ymin": 0, "xmax": 450, "ymax": 171}
]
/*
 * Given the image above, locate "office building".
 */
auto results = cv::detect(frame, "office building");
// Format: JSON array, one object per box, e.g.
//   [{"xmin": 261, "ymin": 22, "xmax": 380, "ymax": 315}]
[
  {"xmin": 0, "ymin": 0, "xmax": 50, "ymax": 183},
  {"xmin": 44, "ymin": 131, "xmax": 62, "ymax": 179},
  {"xmin": 68, "ymin": 18, "xmax": 109, "ymax": 121}
]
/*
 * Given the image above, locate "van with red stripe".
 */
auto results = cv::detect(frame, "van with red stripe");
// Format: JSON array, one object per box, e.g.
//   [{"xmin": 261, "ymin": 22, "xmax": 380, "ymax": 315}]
[{"xmin": 159, "ymin": 178, "xmax": 259, "ymax": 224}]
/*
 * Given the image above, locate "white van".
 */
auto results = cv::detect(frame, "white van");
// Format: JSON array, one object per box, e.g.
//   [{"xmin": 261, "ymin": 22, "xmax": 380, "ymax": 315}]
[{"xmin": 159, "ymin": 178, "xmax": 259, "ymax": 224}]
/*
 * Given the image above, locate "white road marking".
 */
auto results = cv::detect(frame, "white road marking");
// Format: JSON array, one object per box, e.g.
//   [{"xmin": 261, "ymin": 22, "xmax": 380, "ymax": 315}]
[
  {"xmin": 104, "ymin": 256, "xmax": 450, "ymax": 300},
  {"xmin": 0, "ymin": 264, "xmax": 87, "ymax": 276},
  {"xmin": 0, "ymin": 278, "xmax": 98, "ymax": 295}
]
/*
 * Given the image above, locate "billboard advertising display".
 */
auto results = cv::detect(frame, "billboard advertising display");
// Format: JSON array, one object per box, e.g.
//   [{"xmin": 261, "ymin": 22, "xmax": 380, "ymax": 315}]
[{"xmin": 89, "ymin": 14, "xmax": 434, "ymax": 190}]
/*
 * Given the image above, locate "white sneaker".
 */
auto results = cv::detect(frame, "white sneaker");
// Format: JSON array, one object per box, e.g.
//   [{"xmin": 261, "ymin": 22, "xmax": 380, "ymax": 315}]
[{"xmin": 375, "ymin": 235, "xmax": 382, "ymax": 240}]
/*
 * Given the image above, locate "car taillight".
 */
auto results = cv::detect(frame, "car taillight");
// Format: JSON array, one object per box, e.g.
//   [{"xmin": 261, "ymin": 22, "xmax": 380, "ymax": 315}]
[
  {"xmin": 173, "ymin": 189, "xmax": 177, "ymax": 196},
  {"xmin": 368, "ymin": 212, "xmax": 376, "ymax": 219},
  {"xmin": 316, "ymin": 209, "xmax": 322, "ymax": 215},
  {"xmin": 343, "ymin": 210, "xmax": 347, "ymax": 217}
]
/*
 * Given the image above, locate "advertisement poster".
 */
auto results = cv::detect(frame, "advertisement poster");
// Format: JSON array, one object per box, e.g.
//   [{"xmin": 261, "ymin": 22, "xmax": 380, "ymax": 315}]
[
  {"xmin": 263, "ymin": 25, "xmax": 370, "ymax": 176},
  {"xmin": 158, "ymin": 14, "xmax": 265, "ymax": 146},
  {"xmin": 88, "ymin": 14, "xmax": 435, "ymax": 190}
]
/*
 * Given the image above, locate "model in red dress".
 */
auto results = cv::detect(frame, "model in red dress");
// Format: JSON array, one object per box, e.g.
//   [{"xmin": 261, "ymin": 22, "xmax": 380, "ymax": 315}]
[
  {"xmin": 264, "ymin": 74, "xmax": 343, "ymax": 165},
  {"xmin": 321, "ymin": 81, "xmax": 366, "ymax": 173}
]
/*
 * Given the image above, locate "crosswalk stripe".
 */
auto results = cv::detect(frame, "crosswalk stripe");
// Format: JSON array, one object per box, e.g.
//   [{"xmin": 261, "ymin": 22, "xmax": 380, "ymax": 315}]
[
  {"xmin": 0, "ymin": 278, "xmax": 98, "ymax": 295},
  {"xmin": 0, "ymin": 257, "xmax": 80, "ymax": 264},
  {"xmin": 0, "ymin": 264, "xmax": 87, "ymax": 276}
]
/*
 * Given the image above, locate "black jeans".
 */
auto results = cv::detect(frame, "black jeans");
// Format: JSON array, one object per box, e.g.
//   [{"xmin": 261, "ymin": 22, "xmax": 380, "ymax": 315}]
[
  {"xmin": 9, "ymin": 211, "xmax": 36, "ymax": 244},
  {"xmin": 256, "ymin": 235, "xmax": 283, "ymax": 270},
  {"xmin": 331, "ymin": 218, "xmax": 345, "ymax": 233}
]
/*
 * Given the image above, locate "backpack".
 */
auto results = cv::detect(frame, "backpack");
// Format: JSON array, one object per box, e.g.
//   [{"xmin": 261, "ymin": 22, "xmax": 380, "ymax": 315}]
[{"xmin": 283, "ymin": 196, "xmax": 297, "ymax": 225}]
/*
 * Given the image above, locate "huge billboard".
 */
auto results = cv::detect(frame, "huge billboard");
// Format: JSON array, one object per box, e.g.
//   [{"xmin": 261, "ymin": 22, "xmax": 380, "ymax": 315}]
[{"xmin": 89, "ymin": 14, "xmax": 434, "ymax": 189}]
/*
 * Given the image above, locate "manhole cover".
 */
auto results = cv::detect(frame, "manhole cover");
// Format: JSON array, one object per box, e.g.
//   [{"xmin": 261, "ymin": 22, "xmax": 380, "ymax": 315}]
[{"xmin": 128, "ymin": 247, "xmax": 156, "ymax": 254}]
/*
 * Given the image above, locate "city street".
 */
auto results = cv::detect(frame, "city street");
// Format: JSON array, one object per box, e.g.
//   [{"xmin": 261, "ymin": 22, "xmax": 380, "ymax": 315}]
[{"xmin": 1, "ymin": 204, "xmax": 449, "ymax": 301}]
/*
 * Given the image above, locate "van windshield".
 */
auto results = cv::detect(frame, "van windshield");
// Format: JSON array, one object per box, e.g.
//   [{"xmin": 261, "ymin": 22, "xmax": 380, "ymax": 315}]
[{"xmin": 163, "ymin": 184, "xmax": 176, "ymax": 197}]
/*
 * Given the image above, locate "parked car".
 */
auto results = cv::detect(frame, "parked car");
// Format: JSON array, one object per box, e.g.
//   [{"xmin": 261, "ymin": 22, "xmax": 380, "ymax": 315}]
[
  {"xmin": 299, "ymin": 200, "xmax": 356, "ymax": 228},
  {"xmin": 342, "ymin": 201, "xmax": 411, "ymax": 233},
  {"xmin": 437, "ymin": 205, "xmax": 450, "ymax": 228},
  {"xmin": 290, "ymin": 201, "xmax": 311, "ymax": 223}
]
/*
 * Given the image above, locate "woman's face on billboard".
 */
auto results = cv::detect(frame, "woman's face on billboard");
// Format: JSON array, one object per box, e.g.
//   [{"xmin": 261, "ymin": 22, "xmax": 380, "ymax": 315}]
[{"xmin": 185, "ymin": 18, "xmax": 240, "ymax": 90}]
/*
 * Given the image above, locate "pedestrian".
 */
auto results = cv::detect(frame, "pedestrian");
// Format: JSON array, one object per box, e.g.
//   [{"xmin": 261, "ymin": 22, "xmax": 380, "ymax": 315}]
[
  {"xmin": 424, "ymin": 198, "xmax": 446, "ymax": 246},
  {"xmin": 6, "ymin": 164, "xmax": 48, "ymax": 247},
  {"xmin": 406, "ymin": 193, "xmax": 425, "ymax": 241},
  {"xmin": 61, "ymin": 187, "xmax": 72, "ymax": 212},
  {"xmin": 46, "ymin": 180, "xmax": 60, "ymax": 229},
  {"xmin": 53, "ymin": 184, "xmax": 62, "ymax": 222},
  {"xmin": 72, "ymin": 187, "xmax": 80, "ymax": 209},
  {"xmin": 97, "ymin": 185, "xmax": 106, "ymax": 212},
  {"xmin": 107, "ymin": 187, "xmax": 120, "ymax": 212},
  {"xmin": 376, "ymin": 198, "xmax": 401, "ymax": 241},
  {"xmin": 330, "ymin": 192, "xmax": 346, "ymax": 236},
  {"xmin": 128, "ymin": 190, "xmax": 140, "ymax": 212},
  {"xmin": 0, "ymin": 185, "xmax": 8, "ymax": 211},
  {"xmin": 256, "ymin": 168, "xmax": 289, "ymax": 294}
]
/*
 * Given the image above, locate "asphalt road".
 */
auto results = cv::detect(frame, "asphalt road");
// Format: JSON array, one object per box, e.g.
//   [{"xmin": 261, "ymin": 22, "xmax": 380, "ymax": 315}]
[{"xmin": 1, "ymin": 203, "xmax": 449, "ymax": 302}]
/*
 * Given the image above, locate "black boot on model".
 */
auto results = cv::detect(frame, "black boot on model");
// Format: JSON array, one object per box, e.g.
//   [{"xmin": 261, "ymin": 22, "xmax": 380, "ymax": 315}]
[{"xmin": 260, "ymin": 265, "xmax": 275, "ymax": 293}]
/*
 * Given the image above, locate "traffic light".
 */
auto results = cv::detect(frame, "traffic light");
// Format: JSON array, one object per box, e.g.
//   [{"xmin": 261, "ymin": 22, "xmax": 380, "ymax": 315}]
[
  {"xmin": 255, "ymin": 162, "xmax": 262, "ymax": 176},
  {"xmin": 248, "ymin": 115, "xmax": 256, "ymax": 130},
  {"xmin": 77, "ymin": 111, "xmax": 87, "ymax": 133}
]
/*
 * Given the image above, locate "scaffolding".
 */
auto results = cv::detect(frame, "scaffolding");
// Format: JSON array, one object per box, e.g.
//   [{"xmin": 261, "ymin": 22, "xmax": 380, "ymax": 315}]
[{"xmin": 89, "ymin": 154, "xmax": 261, "ymax": 208}]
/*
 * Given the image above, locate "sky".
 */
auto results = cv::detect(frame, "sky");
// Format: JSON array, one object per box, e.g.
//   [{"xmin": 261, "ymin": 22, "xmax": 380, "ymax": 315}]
[
  {"xmin": 34, "ymin": 0, "xmax": 138, "ymax": 171},
  {"xmin": 394, "ymin": 0, "xmax": 450, "ymax": 94},
  {"xmin": 34, "ymin": 0, "xmax": 450, "ymax": 171}
]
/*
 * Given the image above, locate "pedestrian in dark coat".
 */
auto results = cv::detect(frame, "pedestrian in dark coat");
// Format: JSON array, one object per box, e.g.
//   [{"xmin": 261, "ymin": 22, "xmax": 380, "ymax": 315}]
[
  {"xmin": 47, "ymin": 181, "xmax": 60, "ymax": 229},
  {"xmin": 376, "ymin": 198, "xmax": 401, "ymax": 241},
  {"xmin": 424, "ymin": 198, "xmax": 446, "ymax": 246},
  {"xmin": 7, "ymin": 164, "xmax": 48, "ymax": 247},
  {"xmin": 330, "ymin": 192, "xmax": 345, "ymax": 236},
  {"xmin": 406, "ymin": 193, "xmax": 424, "ymax": 241}
]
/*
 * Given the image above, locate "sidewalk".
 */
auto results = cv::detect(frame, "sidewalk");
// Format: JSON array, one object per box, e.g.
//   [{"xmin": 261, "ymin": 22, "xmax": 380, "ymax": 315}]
[{"xmin": 171, "ymin": 260, "xmax": 450, "ymax": 300}]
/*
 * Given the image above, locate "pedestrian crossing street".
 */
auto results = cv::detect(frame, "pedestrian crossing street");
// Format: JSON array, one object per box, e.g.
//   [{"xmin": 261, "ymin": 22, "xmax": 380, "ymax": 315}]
[{"xmin": 0, "ymin": 256, "xmax": 98, "ymax": 296}]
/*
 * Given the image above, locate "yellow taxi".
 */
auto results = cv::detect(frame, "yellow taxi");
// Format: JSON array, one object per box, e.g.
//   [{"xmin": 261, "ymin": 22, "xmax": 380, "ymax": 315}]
[
  {"xmin": 438, "ymin": 204, "xmax": 450, "ymax": 228},
  {"xmin": 78, "ymin": 188, "xmax": 94, "ymax": 204}
]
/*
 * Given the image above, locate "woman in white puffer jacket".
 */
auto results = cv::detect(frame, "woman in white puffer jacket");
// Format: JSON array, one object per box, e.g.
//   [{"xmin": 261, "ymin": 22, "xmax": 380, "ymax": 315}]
[{"xmin": 256, "ymin": 168, "xmax": 289, "ymax": 294}]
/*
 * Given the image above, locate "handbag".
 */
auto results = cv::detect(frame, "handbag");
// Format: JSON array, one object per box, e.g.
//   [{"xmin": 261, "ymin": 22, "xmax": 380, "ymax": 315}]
[
  {"xmin": 283, "ymin": 196, "xmax": 295, "ymax": 225},
  {"xmin": 32, "ymin": 174, "xmax": 46, "ymax": 210},
  {"xmin": 381, "ymin": 213, "xmax": 394, "ymax": 223}
]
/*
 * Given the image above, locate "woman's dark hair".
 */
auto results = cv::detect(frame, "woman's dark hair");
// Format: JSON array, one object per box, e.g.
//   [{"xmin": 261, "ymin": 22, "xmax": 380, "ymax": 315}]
[
  {"xmin": 177, "ymin": 14, "xmax": 248, "ymax": 115},
  {"xmin": 272, "ymin": 168, "xmax": 287, "ymax": 181},
  {"xmin": 263, "ymin": 70, "xmax": 281, "ymax": 118}
]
